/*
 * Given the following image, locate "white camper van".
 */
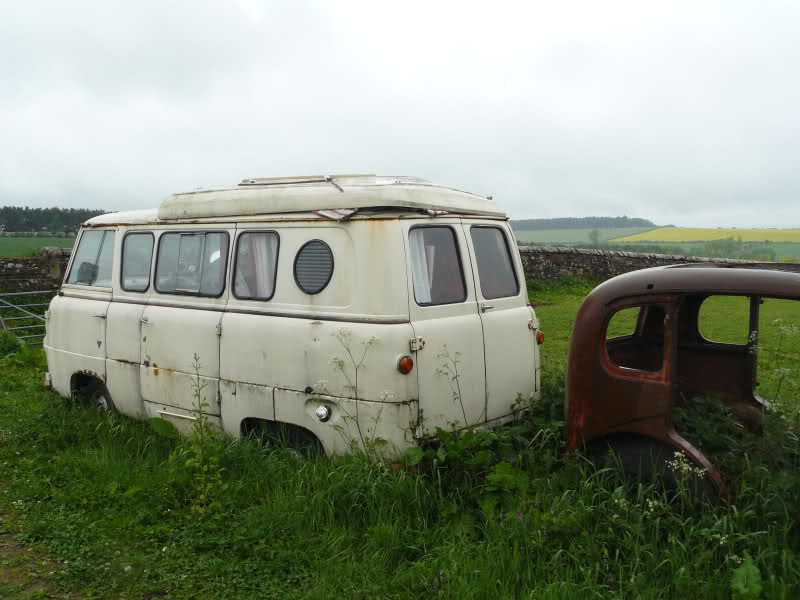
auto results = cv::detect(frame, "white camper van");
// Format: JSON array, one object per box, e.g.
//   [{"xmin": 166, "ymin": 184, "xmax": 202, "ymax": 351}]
[{"xmin": 44, "ymin": 175, "xmax": 541, "ymax": 455}]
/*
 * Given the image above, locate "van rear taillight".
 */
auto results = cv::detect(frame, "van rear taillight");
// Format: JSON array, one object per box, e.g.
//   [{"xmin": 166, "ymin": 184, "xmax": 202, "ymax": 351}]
[
  {"xmin": 536, "ymin": 331, "xmax": 545, "ymax": 345},
  {"xmin": 397, "ymin": 355, "xmax": 414, "ymax": 374}
]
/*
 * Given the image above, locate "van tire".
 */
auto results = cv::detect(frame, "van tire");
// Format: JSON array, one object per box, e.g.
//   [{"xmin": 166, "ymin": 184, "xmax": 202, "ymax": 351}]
[
  {"xmin": 88, "ymin": 382, "xmax": 115, "ymax": 412},
  {"xmin": 71, "ymin": 374, "xmax": 115, "ymax": 413},
  {"xmin": 587, "ymin": 435, "xmax": 718, "ymax": 503}
]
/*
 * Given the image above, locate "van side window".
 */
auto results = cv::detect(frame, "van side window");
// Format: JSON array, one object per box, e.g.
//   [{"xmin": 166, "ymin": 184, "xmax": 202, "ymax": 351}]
[
  {"xmin": 67, "ymin": 230, "xmax": 115, "ymax": 287},
  {"xmin": 121, "ymin": 233, "xmax": 154, "ymax": 292},
  {"xmin": 234, "ymin": 232, "xmax": 279, "ymax": 300},
  {"xmin": 294, "ymin": 240, "xmax": 334, "ymax": 295},
  {"xmin": 470, "ymin": 226, "xmax": 519, "ymax": 299},
  {"xmin": 409, "ymin": 227, "xmax": 467, "ymax": 306},
  {"xmin": 155, "ymin": 232, "xmax": 229, "ymax": 296}
]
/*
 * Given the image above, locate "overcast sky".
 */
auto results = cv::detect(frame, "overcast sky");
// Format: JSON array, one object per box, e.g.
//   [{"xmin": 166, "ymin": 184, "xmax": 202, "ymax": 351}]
[{"xmin": 2, "ymin": 1, "xmax": 799, "ymax": 227}]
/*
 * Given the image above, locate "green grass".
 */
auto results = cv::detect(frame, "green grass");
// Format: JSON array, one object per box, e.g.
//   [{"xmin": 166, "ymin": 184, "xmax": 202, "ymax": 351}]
[
  {"xmin": 512, "ymin": 227, "xmax": 655, "ymax": 245},
  {"xmin": 0, "ymin": 237, "xmax": 75, "ymax": 257},
  {"xmin": 0, "ymin": 282, "xmax": 797, "ymax": 598}
]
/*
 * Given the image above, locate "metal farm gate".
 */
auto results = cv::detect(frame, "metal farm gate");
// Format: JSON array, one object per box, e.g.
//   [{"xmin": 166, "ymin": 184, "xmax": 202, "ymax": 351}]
[{"xmin": 0, "ymin": 290, "xmax": 55, "ymax": 346}]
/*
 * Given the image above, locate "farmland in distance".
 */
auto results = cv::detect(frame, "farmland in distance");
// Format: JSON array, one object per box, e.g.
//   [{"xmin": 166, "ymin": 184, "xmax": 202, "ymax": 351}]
[
  {"xmin": 612, "ymin": 226, "xmax": 800, "ymax": 243},
  {"xmin": 0, "ymin": 237, "xmax": 75, "ymax": 257},
  {"xmin": 512, "ymin": 226, "xmax": 654, "ymax": 244}
]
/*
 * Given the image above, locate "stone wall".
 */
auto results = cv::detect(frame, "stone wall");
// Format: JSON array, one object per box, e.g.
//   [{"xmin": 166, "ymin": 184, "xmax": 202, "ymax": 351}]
[
  {"xmin": 0, "ymin": 248, "xmax": 71, "ymax": 292},
  {"xmin": 1, "ymin": 245, "xmax": 796, "ymax": 293},
  {"xmin": 518, "ymin": 246, "xmax": 800, "ymax": 282}
]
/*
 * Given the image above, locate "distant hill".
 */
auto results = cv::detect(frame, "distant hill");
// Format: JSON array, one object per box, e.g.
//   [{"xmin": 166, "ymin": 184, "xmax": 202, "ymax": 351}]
[{"xmin": 511, "ymin": 216, "xmax": 657, "ymax": 231}]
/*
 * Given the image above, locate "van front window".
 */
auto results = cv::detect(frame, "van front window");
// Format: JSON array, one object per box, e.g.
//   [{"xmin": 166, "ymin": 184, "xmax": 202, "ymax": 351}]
[{"xmin": 67, "ymin": 230, "xmax": 115, "ymax": 287}]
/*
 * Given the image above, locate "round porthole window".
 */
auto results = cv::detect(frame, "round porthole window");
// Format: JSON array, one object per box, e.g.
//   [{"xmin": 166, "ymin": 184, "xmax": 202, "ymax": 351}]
[{"xmin": 294, "ymin": 240, "xmax": 334, "ymax": 294}]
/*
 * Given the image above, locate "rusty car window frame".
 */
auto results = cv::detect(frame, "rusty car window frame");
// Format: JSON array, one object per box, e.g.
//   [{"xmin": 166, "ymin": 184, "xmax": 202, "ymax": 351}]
[
  {"xmin": 154, "ymin": 230, "xmax": 230, "ymax": 298},
  {"xmin": 120, "ymin": 231, "xmax": 155, "ymax": 293},
  {"xmin": 603, "ymin": 301, "xmax": 669, "ymax": 376}
]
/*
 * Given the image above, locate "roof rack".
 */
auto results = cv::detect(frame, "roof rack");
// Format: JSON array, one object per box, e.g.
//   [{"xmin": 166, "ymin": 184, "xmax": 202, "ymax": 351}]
[{"xmin": 239, "ymin": 174, "xmax": 376, "ymax": 187}]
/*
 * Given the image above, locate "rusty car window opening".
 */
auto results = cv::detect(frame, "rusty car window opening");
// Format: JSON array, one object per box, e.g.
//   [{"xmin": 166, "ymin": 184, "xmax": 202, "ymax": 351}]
[
  {"xmin": 155, "ymin": 231, "xmax": 229, "ymax": 297},
  {"xmin": 606, "ymin": 305, "xmax": 666, "ymax": 373},
  {"xmin": 234, "ymin": 231, "xmax": 280, "ymax": 300},
  {"xmin": 67, "ymin": 229, "xmax": 115, "ymax": 287},
  {"xmin": 409, "ymin": 226, "xmax": 467, "ymax": 306},
  {"xmin": 121, "ymin": 232, "xmax": 154, "ymax": 292},
  {"xmin": 698, "ymin": 295, "xmax": 750, "ymax": 345},
  {"xmin": 470, "ymin": 226, "xmax": 519, "ymax": 299}
]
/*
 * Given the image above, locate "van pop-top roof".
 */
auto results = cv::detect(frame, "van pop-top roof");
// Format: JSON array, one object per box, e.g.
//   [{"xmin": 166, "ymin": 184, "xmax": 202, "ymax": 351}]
[{"xmin": 85, "ymin": 174, "xmax": 505, "ymax": 226}]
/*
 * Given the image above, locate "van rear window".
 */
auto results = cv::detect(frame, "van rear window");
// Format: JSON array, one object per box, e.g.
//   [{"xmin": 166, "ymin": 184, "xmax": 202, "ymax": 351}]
[
  {"xmin": 67, "ymin": 230, "xmax": 115, "ymax": 287},
  {"xmin": 409, "ymin": 227, "xmax": 466, "ymax": 306},
  {"xmin": 470, "ymin": 226, "xmax": 519, "ymax": 299},
  {"xmin": 155, "ymin": 232, "xmax": 229, "ymax": 296},
  {"xmin": 234, "ymin": 232, "xmax": 279, "ymax": 300}
]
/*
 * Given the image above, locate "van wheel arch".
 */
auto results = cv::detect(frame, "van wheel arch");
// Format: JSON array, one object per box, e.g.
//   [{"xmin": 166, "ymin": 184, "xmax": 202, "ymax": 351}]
[
  {"xmin": 240, "ymin": 418, "xmax": 325, "ymax": 456},
  {"xmin": 70, "ymin": 372, "xmax": 115, "ymax": 412}
]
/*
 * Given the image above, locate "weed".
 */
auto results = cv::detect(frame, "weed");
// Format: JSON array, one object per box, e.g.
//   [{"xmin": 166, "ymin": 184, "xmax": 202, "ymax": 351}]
[
  {"xmin": 330, "ymin": 328, "xmax": 380, "ymax": 452},
  {"xmin": 165, "ymin": 354, "xmax": 228, "ymax": 520},
  {"xmin": 435, "ymin": 346, "xmax": 470, "ymax": 425},
  {"xmin": 0, "ymin": 330, "xmax": 20, "ymax": 356}
]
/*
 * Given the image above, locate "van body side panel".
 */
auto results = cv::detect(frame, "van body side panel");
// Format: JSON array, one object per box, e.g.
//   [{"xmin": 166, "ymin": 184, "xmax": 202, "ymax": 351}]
[
  {"xmin": 221, "ymin": 380, "xmax": 274, "ymax": 436},
  {"xmin": 220, "ymin": 220, "xmax": 415, "ymax": 439},
  {"xmin": 462, "ymin": 221, "xmax": 539, "ymax": 420},
  {"xmin": 403, "ymin": 220, "xmax": 487, "ymax": 433},
  {"xmin": 273, "ymin": 389, "xmax": 417, "ymax": 456},
  {"xmin": 221, "ymin": 315, "xmax": 415, "ymax": 400},
  {"xmin": 105, "ymin": 301, "xmax": 146, "ymax": 417},
  {"xmin": 46, "ymin": 292, "xmax": 110, "ymax": 394},
  {"xmin": 140, "ymin": 304, "xmax": 223, "ymax": 415}
]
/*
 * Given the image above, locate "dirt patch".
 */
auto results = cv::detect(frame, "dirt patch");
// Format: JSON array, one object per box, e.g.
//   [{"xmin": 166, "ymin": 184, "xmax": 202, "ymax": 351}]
[{"xmin": 0, "ymin": 511, "xmax": 59, "ymax": 599}]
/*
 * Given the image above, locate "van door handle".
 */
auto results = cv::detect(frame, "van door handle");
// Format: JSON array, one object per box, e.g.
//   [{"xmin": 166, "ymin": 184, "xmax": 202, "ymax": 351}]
[
  {"xmin": 480, "ymin": 303, "xmax": 495, "ymax": 313},
  {"xmin": 93, "ymin": 314, "xmax": 107, "ymax": 319},
  {"xmin": 140, "ymin": 316, "xmax": 150, "ymax": 324}
]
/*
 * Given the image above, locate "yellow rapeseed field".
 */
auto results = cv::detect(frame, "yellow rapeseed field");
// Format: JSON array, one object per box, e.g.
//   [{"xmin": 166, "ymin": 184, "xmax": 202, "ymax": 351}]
[{"xmin": 611, "ymin": 227, "xmax": 800, "ymax": 243}]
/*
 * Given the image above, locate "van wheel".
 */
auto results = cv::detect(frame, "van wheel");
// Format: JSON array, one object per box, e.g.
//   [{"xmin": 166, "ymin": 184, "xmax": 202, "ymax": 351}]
[
  {"xmin": 87, "ymin": 382, "xmax": 115, "ymax": 413},
  {"xmin": 588, "ymin": 436, "xmax": 718, "ymax": 503}
]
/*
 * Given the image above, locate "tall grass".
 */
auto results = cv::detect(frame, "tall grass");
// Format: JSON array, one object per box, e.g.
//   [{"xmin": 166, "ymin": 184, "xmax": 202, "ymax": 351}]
[{"xmin": 0, "ymin": 350, "xmax": 798, "ymax": 598}]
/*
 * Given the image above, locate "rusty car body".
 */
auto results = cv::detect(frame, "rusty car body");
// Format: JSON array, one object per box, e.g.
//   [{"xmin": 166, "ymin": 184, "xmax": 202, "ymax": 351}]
[{"xmin": 566, "ymin": 263, "xmax": 800, "ymax": 497}]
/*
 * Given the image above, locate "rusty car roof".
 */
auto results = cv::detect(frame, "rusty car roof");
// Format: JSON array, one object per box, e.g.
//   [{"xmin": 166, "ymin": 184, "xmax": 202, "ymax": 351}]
[{"xmin": 586, "ymin": 264, "xmax": 800, "ymax": 304}]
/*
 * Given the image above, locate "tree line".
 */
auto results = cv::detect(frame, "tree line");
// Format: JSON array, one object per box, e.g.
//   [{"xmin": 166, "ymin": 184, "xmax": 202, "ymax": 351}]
[
  {"xmin": 0, "ymin": 206, "xmax": 106, "ymax": 233},
  {"xmin": 511, "ymin": 216, "xmax": 657, "ymax": 230}
]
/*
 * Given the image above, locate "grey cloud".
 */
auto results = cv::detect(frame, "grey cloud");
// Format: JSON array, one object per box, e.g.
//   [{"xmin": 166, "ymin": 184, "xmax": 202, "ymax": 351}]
[{"xmin": 1, "ymin": 1, "xmax": 799, "ymax": 227}]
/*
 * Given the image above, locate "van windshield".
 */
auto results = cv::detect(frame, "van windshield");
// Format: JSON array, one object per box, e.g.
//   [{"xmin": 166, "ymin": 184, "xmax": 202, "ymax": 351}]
[{"xmin": 67, "ymin": 230, "xmax": 115, "ymax": 287}]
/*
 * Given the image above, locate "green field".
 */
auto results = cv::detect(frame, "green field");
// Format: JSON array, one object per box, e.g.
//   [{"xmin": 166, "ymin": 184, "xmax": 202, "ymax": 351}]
[
  {"xmin": 512, "ymin": 227, "xmax": 655, "ymax": 244},
  {"xmin": 0, "ymin": 237, "xmax": 75, "ymax": 257},
  {"xmin": 608, "ymin": 240, "xmax": 800, "ymax": 262},
  {"xmin": 613, "ymin": 226, "xmax": 800, "ymax": 243},
  {"xmin": 0, "ymin": 282, "xmax": 798, "ymax": 598}
]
